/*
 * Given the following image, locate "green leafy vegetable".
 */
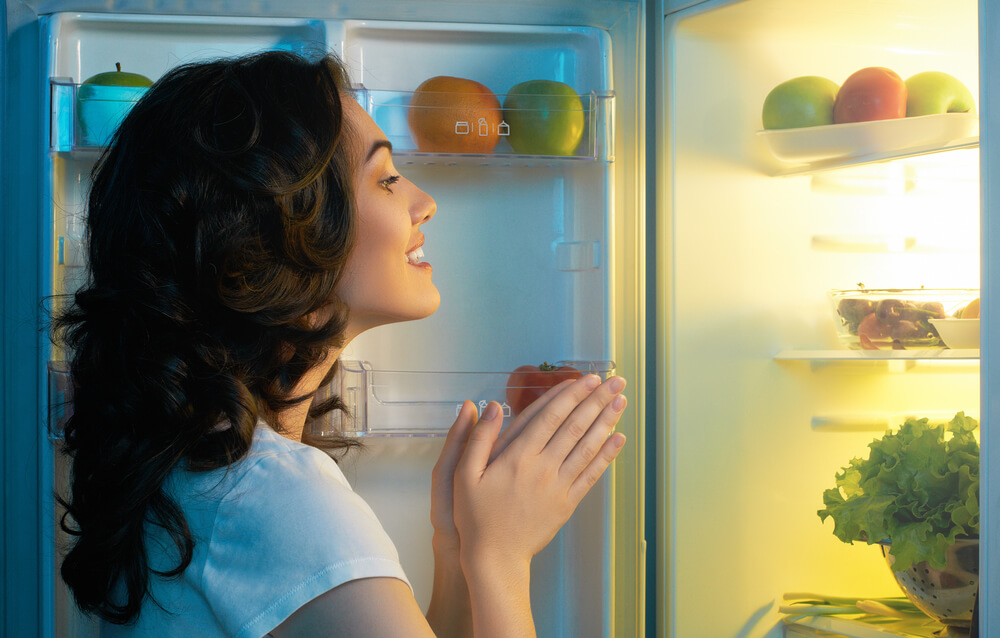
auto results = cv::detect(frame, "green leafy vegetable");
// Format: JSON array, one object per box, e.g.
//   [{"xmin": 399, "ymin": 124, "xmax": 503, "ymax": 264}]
[{"xmin": 817, "ymin": 412, "xmax": 979, "ymax": 573}]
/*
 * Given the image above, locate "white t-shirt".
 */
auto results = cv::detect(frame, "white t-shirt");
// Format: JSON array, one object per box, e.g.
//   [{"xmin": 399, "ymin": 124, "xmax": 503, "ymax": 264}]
[{"xmin": 102, "ymin": 425, "xmax": 410, "ymax": 638}]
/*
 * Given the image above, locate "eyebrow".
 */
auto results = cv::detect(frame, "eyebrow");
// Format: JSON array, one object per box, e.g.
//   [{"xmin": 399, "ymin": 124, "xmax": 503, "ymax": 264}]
[{"xmin": 366, "ymin": 139, "xmax": 393, "ymax": 164}]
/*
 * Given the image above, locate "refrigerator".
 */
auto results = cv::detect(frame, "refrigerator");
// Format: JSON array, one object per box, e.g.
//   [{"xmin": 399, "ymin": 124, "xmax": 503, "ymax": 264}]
[
  {"xmin": 1, "ymin": 1, "xmax": 646, "ymax": 637},
  {"xmin": 651, "ymin": 0, "xmax": 997, "ymax": 636},
  {"xmin": 2, "ymin": 1, "xmax": 998, "ymax": 638}
]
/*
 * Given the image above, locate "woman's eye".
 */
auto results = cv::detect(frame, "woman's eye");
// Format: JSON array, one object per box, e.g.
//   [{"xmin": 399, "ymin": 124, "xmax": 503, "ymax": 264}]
[{"xmin": 380, "ymin": 175, "xmax": 401, "ymax": 192}]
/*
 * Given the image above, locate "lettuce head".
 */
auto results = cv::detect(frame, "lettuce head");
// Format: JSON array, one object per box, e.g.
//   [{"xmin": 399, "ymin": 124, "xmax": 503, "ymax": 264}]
[{"xmin": 817, "ymin": 412, "xmax": 979, "ymax": 573}]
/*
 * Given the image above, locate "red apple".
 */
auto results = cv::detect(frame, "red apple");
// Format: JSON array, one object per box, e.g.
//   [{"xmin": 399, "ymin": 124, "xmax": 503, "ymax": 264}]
[{"xmin": 833, "ymin": 67, "xmax": 907, "ymax": 124}]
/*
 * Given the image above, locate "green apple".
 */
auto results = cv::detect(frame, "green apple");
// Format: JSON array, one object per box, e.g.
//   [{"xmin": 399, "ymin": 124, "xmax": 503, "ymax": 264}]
[
  {"xmin": 761, "ymin": 76, "xmax": 839, "ymax": 129},
  {"xmin": 502, "ymin": 80, "xmax": 585, "ymax": 156},
  {"xmin": 78, "ymin": 63, "xmax": 153, "ymax": 147},
  {"xmin": 82, "ymin": 62, "xmax": 153, "ymax": 88},
  {"xmin": 905, "ymin": 71, "xmax": 976, "ymax": 117}
]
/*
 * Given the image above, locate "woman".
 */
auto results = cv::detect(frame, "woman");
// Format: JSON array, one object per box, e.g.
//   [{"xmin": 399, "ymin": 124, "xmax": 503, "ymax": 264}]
[{"xmin": 55, "ymin": 50, "xmax": 627, "ymax": 637}]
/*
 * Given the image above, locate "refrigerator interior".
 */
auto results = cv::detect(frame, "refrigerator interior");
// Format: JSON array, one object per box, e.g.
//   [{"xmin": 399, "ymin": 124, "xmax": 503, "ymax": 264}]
[
  {"xmin": 41, "ymin": 5, "xmax": 645, "ymax": 637},
  {"xmin": 658, "ymin": 0, "xmax": 980, "ymax": 636}
]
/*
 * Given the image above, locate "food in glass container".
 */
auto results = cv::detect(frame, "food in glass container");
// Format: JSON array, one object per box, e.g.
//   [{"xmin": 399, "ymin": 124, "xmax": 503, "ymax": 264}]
[{"xmin": 829, "ymin": 287, "xmax": 979, "ymax": 350}]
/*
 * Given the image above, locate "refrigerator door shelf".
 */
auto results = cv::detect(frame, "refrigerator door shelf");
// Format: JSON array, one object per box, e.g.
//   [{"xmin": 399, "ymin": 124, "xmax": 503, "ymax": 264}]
[
  {"xmin": 47, "ymin": 362, "xmax": 73, "ymax": 441},
  {"xmin": 356, "ymin": 87, "xmax": 615, "ymax": 164},
  {"xmin": 50, "ymin": 78, "xmax": 142, "ymax": 154},
  {"xmin": 313, "ymin": 358, "xmax": 616, "ymax": 437},
  {"xmin": 49, "ymin": 78, "xmax": 616, "ymax": 165}
]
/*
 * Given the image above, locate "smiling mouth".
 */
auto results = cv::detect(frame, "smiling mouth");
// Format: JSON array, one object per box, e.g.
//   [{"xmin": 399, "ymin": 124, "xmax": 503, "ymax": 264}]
[{"xmin": 406, "ymin": 246, "xmax": 425, "ymax": 264}]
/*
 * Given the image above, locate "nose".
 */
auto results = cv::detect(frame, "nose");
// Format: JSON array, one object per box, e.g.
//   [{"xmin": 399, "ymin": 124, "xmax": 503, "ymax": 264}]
[{"xmin": 411, "ymin": 184, "xmax": 436, "ymax": 225}]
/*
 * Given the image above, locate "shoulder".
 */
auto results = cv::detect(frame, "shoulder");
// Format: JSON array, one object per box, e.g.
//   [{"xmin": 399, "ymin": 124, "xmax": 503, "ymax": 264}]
[
  {"xmin": 218, "ymin": 426, "xmax": 385, "ymax": 544},
  {"xmin": 236, "ymin": 425, "xmax": 352, "ymax": 492},
  {"xmin": 197, "ymin": 426, "xmax": 411, "ymax": 638}
]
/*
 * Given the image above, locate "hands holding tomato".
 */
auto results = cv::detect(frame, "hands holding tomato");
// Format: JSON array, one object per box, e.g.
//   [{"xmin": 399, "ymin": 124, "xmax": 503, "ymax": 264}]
[
  {"xmin": 429, "ymin": 369, "xmax": 626, "ymax": 634},
  {"xmin": 505, "ymin": 362, "xmax": 584, "ymax": 415}
]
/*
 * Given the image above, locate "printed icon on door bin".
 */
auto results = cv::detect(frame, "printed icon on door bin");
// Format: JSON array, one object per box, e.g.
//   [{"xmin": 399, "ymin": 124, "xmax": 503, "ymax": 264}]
[
  {"xmin": 455, "ymin": 401, "xmax": 512, "ymax": 417},
  {"xmin": 453, "ymin": 120, "xmax": 511, "ymax": 136}
]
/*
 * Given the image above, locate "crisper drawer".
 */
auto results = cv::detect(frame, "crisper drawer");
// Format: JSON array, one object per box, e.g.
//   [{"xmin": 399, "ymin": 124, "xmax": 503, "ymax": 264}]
[{"xmin": 312, "ymin": 359, "xmax": 616, "ymax": 437}]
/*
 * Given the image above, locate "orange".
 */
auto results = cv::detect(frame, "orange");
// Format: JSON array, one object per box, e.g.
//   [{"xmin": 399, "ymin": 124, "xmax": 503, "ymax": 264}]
[
  {"xmin": 407, "ymin": 76, "xmax": 502, "ymax": 154},
  {"xmin": 961, "ymin": 297, "xmax": 980, "ymax": 319}
]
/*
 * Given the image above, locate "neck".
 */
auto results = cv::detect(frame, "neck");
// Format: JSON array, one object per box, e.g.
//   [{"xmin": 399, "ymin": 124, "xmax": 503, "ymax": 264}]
[{"xmin": 277, "ymin": 344, "xmax": 345, "ymax": 442}]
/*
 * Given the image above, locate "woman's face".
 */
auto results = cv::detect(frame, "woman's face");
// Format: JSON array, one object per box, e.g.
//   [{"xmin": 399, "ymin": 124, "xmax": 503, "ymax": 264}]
[{"xmin": 336, "ymin": 98, "xmax": 440, "ymax": 339}]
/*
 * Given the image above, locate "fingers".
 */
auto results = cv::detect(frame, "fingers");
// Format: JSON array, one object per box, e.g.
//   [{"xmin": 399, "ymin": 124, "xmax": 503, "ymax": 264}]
[
  {"xmin": 543, "ymin": 376, "xmax": 626, "ymax": 461},
  {"xmin": 435, "ymin": 400, "xmax": 478, "ymax": 480},
  {"xmin": 558, "ymin": 391, "xmax": 626, "ymax": 482},
  {"xmin": 489, "ymin": 378, "xmax": 576, "ymax": 464},
  {"xmin": 567, "ymin": 432, "xmax": 627, "ymax": 505},
  {"xmin": 455, "ymin": 400, "xmax": 504, "ymax": 479},
  {"xmin": 505, "ymin": 374, "xmax": 605, "ymax": 456}
]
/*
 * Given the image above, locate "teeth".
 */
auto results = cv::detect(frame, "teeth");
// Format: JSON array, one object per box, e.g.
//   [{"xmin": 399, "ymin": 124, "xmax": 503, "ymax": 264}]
[{"xmin": 406, "ymin": 247, "xmax": 424, "ymax": 264}]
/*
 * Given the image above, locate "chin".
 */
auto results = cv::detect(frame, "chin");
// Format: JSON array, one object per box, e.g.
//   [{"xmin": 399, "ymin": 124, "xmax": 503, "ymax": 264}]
[{"xmin": 414, "ymin": 291, "xmax": 442, "ymax": 319}]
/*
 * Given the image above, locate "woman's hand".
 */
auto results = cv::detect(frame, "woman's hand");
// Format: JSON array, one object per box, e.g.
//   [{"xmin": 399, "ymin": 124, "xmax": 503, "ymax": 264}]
[
  {"xmin": 455, "ymin": 374, "xmax": 626, "ymax": 564},
  {"xmin": 451, "ymin": 374, "xmax": 627, "ymax": 637}
]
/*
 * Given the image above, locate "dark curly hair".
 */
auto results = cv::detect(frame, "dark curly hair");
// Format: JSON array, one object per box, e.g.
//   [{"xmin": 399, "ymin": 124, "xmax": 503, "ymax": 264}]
[{"xmin": 52, "ymin": 50, "xmax": 360, "ymax": 624}]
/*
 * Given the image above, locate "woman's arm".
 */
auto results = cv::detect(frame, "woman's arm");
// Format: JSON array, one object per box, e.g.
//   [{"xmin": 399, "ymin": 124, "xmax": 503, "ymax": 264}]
[
  {"xmin": 424, "ymin": 401, "xmax": 478, "ymax": 637},
  {"xmin": 268, "ymin": 577, "xmax": 436, "ymax": 638}
]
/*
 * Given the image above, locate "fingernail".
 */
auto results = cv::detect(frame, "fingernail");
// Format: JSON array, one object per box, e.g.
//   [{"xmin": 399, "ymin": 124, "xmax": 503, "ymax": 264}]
[
  {"xmin": 482, "ymin": 402, "xmax": 499, "ymax": 420},
  {"xmin": 584, "ymin": 375, "xmax": 601, "ymax": 390},
  {"xmin": 609, "ymin": 376, "xmax": 626, "ymax": 393},
  {"xmin": 612, "ymin": 395, "xmax": 627, "ymax": 412}
]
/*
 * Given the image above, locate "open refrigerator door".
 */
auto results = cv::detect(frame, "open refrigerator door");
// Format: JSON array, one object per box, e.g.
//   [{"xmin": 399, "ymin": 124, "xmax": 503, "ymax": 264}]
[
  {"xmin": 27, "ymin": 3, "xmax": 646, "ymax": 637},
  {"xmin": 654, "ymin": 0, "xmax": 995, "ymax": 636}
]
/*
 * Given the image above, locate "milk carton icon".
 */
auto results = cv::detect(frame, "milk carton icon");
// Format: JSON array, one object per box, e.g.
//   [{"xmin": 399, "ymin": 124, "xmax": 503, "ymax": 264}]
[{"xmin": 498, "ymin": 121, "xmax": 510, "ymax": 136}]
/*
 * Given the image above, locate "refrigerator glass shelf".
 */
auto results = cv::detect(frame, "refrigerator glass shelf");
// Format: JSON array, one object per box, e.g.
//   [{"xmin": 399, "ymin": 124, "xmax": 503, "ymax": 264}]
[
  {"xmin": 49, "ymin": 79, "xmax": 616, "ymax": 164},
  {"xmin": 775, "ymin": 349, "xmax": 980, "ymax": 360},
  {"xmin": 775, "ymin": 350, "xmax": 979, "ymax": 373},
  {"xmin": 310, "ymin": 359, "xmax": 616, "ymax": 437},
  {"xmin": 782, "ymin": 613, "xmax": 947, "ymax": 638},
  {"xmin": 769, "ymin": 139, "xmax": 980, "ymax": 178}
]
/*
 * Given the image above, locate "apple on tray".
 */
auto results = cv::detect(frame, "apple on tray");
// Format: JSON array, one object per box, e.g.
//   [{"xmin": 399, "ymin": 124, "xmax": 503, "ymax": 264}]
[
  {"xmin": 502, "ymin": 80, "xmax": 585, "ymax": 156},
  {"xmin": 761, "ymin": 76, "xmax": 839, "ymax": 130},
  {"xmin": 905, "ymin": 71, "xmax": 976, "ymax": 116},
  {"xmin": 77, "ymin": 62, "xmax": 153, "ymax": 147},
  {"xmin": 833, "ymin": 66, "xmax": 907, "ymax": 124}
]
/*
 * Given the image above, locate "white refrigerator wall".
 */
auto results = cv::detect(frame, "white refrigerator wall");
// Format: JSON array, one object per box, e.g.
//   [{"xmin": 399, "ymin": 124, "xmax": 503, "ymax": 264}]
[
  {"xmin": 659, "ymin": 0, "xmax": 982, "ymax": 636},
  {"xmin": 36, "ymin": 4, "xmax": 645, "ymax": 638}
]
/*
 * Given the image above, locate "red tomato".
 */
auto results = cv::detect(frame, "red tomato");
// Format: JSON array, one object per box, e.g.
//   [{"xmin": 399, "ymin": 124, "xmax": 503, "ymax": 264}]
[
  {"xmin": 505, "ymin": 362, "xmax": 582, "ymax": 415},
  {"xmin": 833, "ymin": 67, "xmax": 907, "ymax": 124}
]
